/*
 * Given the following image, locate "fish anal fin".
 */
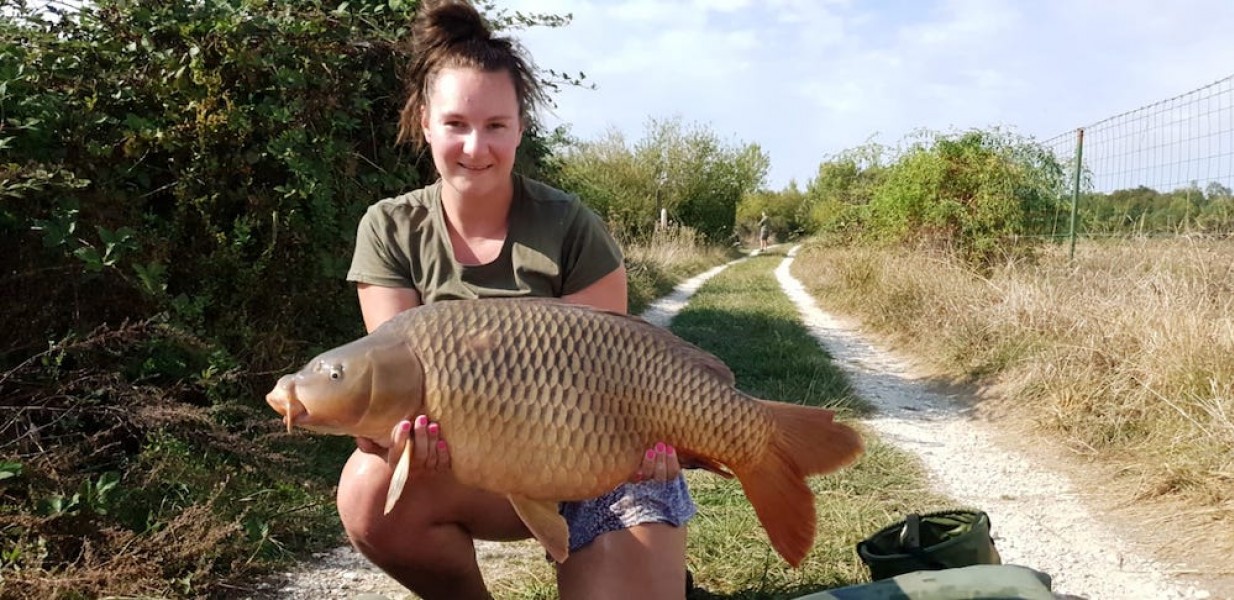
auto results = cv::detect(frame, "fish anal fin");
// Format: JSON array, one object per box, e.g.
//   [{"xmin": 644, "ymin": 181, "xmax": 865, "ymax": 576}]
[
  {"xmin": 677, "ymin": 451, "xmax": 734, "ymax": 479},
  {"xmin": 383, "ymin": 441, "xmax": 412, "ymax": 515},
  {"xmin": 733, "ymin": 401, "xmax": 864, "ymax": 567},
  {"xmin": 508, "ymin": 495, "xmax": 570, "ymax": 563}
]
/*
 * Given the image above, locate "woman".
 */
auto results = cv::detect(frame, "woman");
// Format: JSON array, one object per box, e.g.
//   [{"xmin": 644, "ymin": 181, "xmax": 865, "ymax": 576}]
[{"xmin": 338, "ymin": 2, "xmax": 695, "ymax": 599}]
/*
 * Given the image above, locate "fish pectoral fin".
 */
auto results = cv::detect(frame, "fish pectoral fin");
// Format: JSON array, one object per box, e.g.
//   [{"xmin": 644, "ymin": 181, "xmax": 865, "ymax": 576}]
[
  {"xmin": 383, "ymin": 441, "xmax": 413, "ymax": 515},
  {"xmin": 507, "ymin": 495, "xmax": 569, "ymax": 563},
  {"xmin": 677, "ymin": 450, "xmax": 734, "ymax": 478}
]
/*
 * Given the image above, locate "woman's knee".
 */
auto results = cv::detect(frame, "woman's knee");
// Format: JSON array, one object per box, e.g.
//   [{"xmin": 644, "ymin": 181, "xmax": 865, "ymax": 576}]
[{"xmin": 336, "ymin": 450, "xmax": 403, "ymax": 548}]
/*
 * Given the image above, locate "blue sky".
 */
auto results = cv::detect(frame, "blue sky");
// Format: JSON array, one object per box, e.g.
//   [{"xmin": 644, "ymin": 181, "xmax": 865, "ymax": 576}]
[{"xmin": 503, "ymin": 0, "xmax": 1234, "ymax": 190}]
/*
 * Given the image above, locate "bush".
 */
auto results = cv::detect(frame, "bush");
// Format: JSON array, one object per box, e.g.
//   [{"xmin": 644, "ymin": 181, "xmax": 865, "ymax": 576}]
[
  {"xmin": 2, "ymin": 0, "xmax": 431, "ymax": 371},
  {"xmin": 868, "ymin": 129, "xmax": 1067, "ymax": 265}
]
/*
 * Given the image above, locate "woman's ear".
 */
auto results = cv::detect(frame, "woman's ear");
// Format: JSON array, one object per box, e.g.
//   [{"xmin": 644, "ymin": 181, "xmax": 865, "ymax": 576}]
[{"xmin": 420, "ymin": 105, "xmax": 431, "ymax": 144}]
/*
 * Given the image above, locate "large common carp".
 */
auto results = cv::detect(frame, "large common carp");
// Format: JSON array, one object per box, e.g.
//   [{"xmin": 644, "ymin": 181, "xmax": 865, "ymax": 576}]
[{"xmin": 266, "ymin": 298, "xmax": 862, "ymax": 566}]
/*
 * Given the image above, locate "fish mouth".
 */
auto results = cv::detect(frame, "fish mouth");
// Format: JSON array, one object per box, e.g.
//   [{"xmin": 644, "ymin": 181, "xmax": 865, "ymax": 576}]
[{"xmin": 266, "ymin": 375, "xmax": 308, "ymax": 433}]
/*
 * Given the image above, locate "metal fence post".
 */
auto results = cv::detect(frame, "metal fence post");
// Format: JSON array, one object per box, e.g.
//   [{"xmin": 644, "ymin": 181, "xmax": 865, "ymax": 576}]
[{"xmin": 1069, "ymin": 127, "xmax": 1085, "ymax": 261}]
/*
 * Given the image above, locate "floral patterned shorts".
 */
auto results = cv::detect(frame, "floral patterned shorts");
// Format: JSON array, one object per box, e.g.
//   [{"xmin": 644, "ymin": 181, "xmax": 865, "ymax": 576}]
[{"xmin": 557, "ymin": 475, "xmax": 696, "ymax": 552}]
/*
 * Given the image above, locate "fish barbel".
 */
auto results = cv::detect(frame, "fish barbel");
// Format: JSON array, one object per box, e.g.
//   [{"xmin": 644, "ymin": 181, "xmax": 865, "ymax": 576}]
[{"xmin": 266, "ymin": 297, "xmax": 862, "ymax": 565}]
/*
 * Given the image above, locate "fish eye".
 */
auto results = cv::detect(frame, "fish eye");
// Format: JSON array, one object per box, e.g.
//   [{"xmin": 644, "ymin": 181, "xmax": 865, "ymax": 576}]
[{"xmin": 329, "ymin": 364, "xmax": 344, "ymax": 381}]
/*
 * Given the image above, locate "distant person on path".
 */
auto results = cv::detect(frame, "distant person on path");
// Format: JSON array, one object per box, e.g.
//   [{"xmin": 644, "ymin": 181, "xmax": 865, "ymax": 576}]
[{"xmin": 758, "ymin": 211, "xmax": 771, "ymax": 251}]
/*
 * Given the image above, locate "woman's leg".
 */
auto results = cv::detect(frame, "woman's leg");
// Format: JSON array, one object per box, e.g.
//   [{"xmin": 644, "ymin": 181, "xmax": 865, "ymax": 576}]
[
  {"xmin": 336, "ymin": 448, "xmax": 530, "ymax": 600},
  {"xmin": 556, "ymin": 522, "xmax": 689, "ymax": 600}
]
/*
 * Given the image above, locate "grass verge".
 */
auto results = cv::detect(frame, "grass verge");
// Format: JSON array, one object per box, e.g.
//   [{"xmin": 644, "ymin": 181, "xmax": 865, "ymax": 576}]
[
  {"xmin": 790, "ymin": 237, "xmax": 1234, "ymax": 562},
  {"xmin": 624, "ymin": 226, "xmax": 743, "ymax": 315},
  {"xmin": 499, "ymin": 253, "xmax": 952, "ymax": 599},
  {"xmin": 675, "ymin": 255, "xmax": 951, "ymax": 598}
]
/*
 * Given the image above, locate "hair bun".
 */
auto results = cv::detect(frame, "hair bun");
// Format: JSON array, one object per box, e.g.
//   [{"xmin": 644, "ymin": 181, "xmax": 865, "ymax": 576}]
[
  {"xmin": 414, "ymin": 0, "xmax": 492, "ymax": 53},
  {"xmin": 398, "ymin": 0, "xmax": 546, "ymax": 147}
]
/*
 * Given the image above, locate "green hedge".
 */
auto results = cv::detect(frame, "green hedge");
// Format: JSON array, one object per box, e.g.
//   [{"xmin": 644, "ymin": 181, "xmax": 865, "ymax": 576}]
[{"xmin": 1, "ymin": 0, "xmax": 435, "ymax": 375}]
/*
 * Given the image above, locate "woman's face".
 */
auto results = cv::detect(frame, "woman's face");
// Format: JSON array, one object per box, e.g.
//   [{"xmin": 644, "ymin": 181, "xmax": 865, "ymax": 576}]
[{"xmin": 421, "ymin": 67, "xmax": 524, "ymax": 202}]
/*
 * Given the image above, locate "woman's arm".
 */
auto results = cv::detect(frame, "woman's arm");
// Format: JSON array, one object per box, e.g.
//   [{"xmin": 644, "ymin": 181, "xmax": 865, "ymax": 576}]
[
  {"xmin": 357, "ymin": 283, "xmax": 422, "ymax": 333},
  {"xmin": 562, "ymin": 265, "xmax": 628, "ymax": 314}
]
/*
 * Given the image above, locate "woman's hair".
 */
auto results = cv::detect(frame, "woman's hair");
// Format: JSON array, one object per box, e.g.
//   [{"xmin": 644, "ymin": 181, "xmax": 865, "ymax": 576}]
[{"xmin": 398, "ymin": 0, "xmax": 546, "ymax": 148}]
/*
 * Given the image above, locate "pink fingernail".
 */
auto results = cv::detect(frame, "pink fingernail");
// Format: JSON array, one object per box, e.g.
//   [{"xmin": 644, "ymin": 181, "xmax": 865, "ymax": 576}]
[
  {"xmin": 437, "ymin": 440, "xmax": 447, "ymax": 450},
  {"xmin": 428, "ymin": 423, "xmax": 439, "ymax": 435},
  {"xmin": 400, "ymin": 421, "xmax": 411, "ymax": 433},
  {"xmin": 646, "ymin": 449, "xmax": 656, "ymax": 460},
  {"xmin": 655, "ymin": 442, "xmax": 666, "ymax": 454},
  {"xmin": 667, "ymin": 446, "xmax": 676, "ymax": 456},
  {"xmin": 415, "ymin": 415, "xmax": 428, "ymax": 427}
]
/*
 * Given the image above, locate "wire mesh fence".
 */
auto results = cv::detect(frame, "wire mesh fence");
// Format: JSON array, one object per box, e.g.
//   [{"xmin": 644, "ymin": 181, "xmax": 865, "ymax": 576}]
[{"xmin": 1041, "ymin": 74, "xmax": 1234, "ymax": 239}]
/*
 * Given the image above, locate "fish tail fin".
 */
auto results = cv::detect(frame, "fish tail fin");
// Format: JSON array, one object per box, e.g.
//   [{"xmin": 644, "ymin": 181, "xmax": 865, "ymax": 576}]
[
  {"xmin": 733, "ymin": 401, "xmax": 864, "ymax": 567},
  {"xmin": 763, "ymin": 401, "xmax": 864, "ymax": 477}
]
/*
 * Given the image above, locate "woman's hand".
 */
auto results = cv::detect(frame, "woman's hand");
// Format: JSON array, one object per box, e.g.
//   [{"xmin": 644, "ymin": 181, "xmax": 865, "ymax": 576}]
[
  {"xmin": 630, "ymin": 441, "xmax": 680, "ymax": 483},
  {"xmin": 355, "ymin": 415, "xmax": 451, "ymax": 477}
]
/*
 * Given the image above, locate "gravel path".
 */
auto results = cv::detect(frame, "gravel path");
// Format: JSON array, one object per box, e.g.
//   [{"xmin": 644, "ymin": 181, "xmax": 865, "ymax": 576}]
[
  {"xmin": 775, "ymin": 245, "xmax": 1213, "ymax": 600},
  {"xmin": 257, "ymin": 249, "xmax": 1214, "ymax": 599}
]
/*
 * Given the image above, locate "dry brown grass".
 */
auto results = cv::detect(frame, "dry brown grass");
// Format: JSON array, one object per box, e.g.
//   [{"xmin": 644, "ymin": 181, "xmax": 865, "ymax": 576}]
[
  {"xmin": 621, "ymin": 225, "xmax": 739, "ymax": 315},
  {"xmin": 791, "ymin": 237, "xmax": 1234, "ymax": 520}
]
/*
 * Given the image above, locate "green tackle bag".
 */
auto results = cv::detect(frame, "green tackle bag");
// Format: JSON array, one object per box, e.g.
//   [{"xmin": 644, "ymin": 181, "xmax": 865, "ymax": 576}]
[{"xmin": 856, "ymin": 510, "xmax": 1001, "ymax": 581}]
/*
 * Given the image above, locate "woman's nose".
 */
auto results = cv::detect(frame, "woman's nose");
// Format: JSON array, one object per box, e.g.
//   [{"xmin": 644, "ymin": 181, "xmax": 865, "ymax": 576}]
[{"xmin": 462, "ymin": 130, "xmax": 483, "ymax": 155}]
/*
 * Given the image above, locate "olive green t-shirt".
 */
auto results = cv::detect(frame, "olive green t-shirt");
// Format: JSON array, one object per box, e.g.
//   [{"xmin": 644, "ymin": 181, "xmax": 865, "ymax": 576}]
[{"xmin": 346, "ymin": 175, "xmax": 623, "ymax": 302}]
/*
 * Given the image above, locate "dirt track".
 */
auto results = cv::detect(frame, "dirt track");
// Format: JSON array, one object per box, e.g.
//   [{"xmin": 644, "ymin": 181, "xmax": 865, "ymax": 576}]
[{"xmin": 776, "ymin": 245, "xmax": 1214, "ymax": 600}]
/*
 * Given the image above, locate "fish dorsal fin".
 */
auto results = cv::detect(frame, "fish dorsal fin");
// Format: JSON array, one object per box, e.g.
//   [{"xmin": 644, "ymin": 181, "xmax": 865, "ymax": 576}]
[
  {"xmin": 507, "ymin": 495, "xmax": 570, "ymax": 563},
  {"xmin": 518, "ymin": 298, "xmax": 738, "ymax": 386}
]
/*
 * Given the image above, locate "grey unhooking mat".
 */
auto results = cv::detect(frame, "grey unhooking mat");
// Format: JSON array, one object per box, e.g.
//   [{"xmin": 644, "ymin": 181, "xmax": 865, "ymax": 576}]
[{"xmin": 790, "ymin": 564, "xmax": 1055, "ymax": 600}]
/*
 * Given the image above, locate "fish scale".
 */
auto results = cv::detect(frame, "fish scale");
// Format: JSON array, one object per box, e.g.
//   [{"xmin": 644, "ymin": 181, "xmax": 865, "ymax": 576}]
[
  {"xmin": 404, "ymin": 299, "xmax": 762, "ymax": 496},
  {"xmin": 267, "ymin": 297, "xmax": 863, "ymax": 565}
]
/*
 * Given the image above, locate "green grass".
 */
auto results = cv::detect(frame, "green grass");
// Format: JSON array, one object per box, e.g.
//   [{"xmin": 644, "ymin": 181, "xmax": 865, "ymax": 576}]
[
  {"xmin": 670, "ymin": 255, "xmax": 949, "ymax": 598},
  {"xmin": 669, "ymin": 255, "xmax": 864, "ymax": 416},
  {"xmin": 500, "ymin": 253, "xmax": 952, "ymax": 599}
]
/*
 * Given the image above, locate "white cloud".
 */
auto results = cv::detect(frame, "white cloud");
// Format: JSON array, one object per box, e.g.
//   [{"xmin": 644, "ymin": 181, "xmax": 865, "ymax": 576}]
[{"xmin": 692, "ymin": 0, "xmax": 752, "ymax": 13}]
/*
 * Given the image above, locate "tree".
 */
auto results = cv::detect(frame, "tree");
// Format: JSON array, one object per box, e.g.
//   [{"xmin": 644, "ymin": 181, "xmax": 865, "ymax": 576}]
[
  {"xmin": 803, "ymin": 142, "xmax": 887, "ymax": 234},
  {"xmin": 553, "ymin": 117, "xmax": 768, "ymax": 241},
  {"xmin": 736, "ymin": 181, "xmax": 811, "ymax": 242}
]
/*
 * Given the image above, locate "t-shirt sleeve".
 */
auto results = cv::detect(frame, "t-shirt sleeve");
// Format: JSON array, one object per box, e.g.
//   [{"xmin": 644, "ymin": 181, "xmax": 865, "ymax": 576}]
[
  {"xmin": 346, "ymin": 204, "xmax": 415, "ymax": 289},
  {"xmin": 560, "ymin": 202, "xmax": 624, "ymax": 296}
]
